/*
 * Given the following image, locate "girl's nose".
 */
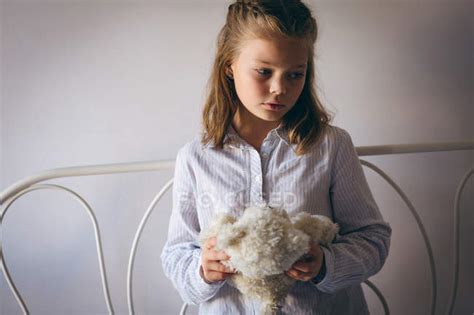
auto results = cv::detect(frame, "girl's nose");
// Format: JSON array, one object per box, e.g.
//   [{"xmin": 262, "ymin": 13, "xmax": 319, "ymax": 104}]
[{"xmin": 270, "ymin": 77, "xmax": 287, "ymax": 95}]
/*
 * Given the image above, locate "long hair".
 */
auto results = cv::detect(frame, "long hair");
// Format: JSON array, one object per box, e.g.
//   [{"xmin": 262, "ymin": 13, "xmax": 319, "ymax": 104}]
[{"xmin": 201, "ymin": 0, "xmax": 333, "ymax": 155}]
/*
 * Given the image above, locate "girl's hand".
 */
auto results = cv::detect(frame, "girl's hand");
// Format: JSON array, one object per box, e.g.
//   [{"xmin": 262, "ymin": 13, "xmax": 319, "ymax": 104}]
[
  {"xmin": 285, "ymin": 242, "xmax": 324, "ymax": 282},
  {"xmin": 200, "ymin": 237, "xmax": 236, "ymax": 284}
]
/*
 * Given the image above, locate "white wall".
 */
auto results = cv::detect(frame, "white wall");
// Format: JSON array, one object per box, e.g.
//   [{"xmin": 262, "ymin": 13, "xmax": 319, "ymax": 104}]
[{"xmin": 1, "ymin": 1, "xmax": 472, "ymax": 314}]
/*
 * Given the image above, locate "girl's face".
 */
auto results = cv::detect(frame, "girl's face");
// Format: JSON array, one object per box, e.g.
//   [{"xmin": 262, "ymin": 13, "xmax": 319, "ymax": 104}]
[{"xmin": 230, "ymin": 36, "xmax": 308, "ymax": 124}]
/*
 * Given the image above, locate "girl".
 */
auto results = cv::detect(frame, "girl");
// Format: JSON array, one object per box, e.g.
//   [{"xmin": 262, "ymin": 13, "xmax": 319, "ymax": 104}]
[{"xmin": 161, "ymin": 1, "xmax": 391, "ymax": 314}]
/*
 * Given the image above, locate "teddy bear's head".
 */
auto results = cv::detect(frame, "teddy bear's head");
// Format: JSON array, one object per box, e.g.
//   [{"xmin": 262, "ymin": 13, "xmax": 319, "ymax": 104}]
[
  {"xmin": 200, "ymin": 206, "xmax": 338, "ymax": 279},
  {"xmin": 217, "ymin": 206, "xmax": 310, "ymax": 278},
  {"xmin": 199, "ymin": 206, "xmax": 339, "ymax": 315}
]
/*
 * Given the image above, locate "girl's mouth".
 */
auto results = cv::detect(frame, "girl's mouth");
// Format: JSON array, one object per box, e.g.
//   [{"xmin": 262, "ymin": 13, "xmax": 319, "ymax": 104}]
[{"xmin": 262, "ymin": 103, "xmax": 285, "ymax": 111}]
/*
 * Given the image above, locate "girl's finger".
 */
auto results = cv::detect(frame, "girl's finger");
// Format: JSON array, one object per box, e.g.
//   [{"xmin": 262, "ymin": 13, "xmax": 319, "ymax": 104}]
[
  {"xmin": 206, "ymin": 237, "xmax": 217, "ymax": 249},
  {"xmin": 293, "ymin": 261, "xmax": 312, "ymax": 273},
  {"xmin": 208, "ymin": 250, "xmax": 230, "ymax": 261},
  {"xmin": 206, "ymin": 261, "xmax": 235, "ymax": 274},
  {"xmin": 205, "ymin": 270, "xmax": 234, "ymax": 282},
  {"xmin": 288, "ymin": 268, "xmax": 299, "ymax": 276},
  {"xmin": 287, "ymin": 269, "xmax": 314, "ymax": 282},
  {"xmin": 286, "ymin": 269, "xmax": 301, "ymax": 279}
]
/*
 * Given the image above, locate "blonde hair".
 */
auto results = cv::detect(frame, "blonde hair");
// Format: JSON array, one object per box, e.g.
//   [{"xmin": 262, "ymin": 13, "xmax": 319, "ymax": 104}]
[{"xmin": 201, "ymin": 0, "xmax": 333, "ymax": 155}]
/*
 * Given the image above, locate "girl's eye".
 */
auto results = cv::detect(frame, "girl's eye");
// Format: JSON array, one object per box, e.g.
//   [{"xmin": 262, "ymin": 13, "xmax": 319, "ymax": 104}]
[
  {"xmin": 256, "ymin": 69, "xmax": 271, "ymax": 76},
  {"xmin": 255, "ymin": 69, "xmax": 305, "ymax": 80},
  {"xmin": 289, "ymin": 72, "xmax": 305, "ymax": 80}
]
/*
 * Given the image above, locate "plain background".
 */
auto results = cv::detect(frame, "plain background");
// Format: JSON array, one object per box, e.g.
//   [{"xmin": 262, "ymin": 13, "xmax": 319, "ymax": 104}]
[{"xmin": 1, "ymin": 0, "xmax": 473, "ymax": 314}]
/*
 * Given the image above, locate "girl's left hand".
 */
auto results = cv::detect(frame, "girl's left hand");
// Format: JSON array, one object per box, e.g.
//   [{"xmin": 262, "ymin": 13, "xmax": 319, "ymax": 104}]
[{"xmin": 285, "ymin": 242, "xmax": 324, "ymax": 282}]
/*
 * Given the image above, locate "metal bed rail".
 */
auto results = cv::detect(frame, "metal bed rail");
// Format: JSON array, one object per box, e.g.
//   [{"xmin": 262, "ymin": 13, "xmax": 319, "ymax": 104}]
[{"xmin": 1, "ymin": 140, "xmax": 473, "ymax": 315}]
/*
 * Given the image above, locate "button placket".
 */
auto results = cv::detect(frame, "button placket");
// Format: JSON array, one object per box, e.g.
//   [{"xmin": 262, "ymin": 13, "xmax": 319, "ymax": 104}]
[
  {"xmin": 258, "ymin": 134, "xmax": 278, "ymax": 207},
  {"xmin": 248, "ymin": 148, "xmax": 265, "ymax": 206}
]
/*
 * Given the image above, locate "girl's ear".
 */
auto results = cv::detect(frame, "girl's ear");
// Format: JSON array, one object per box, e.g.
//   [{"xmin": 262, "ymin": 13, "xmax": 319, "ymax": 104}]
[{"xmin": 225, "ymin": 66, "xmax": 234, "ymax": 80}]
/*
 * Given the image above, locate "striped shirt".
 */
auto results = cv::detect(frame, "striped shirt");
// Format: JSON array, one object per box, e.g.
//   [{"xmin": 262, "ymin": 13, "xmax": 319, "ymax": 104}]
[{"xmin": 160, "ymin": 124, "xmax": 391, "ymax": 314}]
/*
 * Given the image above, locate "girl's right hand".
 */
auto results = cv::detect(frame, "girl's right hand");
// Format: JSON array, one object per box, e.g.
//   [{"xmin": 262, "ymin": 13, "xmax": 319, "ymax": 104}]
[{"xmin": 200, "ymin": 237, "xmax": 236, "ymax": 283}]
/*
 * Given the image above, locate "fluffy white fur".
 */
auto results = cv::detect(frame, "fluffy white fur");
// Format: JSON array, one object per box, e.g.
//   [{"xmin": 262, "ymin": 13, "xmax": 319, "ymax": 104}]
[{"xmin": 199, "ymin": 206, "xmax": 339, "ymax": 314}]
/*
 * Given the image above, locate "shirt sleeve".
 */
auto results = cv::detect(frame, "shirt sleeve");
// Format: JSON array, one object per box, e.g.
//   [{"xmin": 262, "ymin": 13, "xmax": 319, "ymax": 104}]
[
  {"xmin": 313, "ymin": 128, "xmax": 392, "ymax": 293},
  {"xmin": 160, "ymin": 146, "xmax": 226, "ymax": 305}
]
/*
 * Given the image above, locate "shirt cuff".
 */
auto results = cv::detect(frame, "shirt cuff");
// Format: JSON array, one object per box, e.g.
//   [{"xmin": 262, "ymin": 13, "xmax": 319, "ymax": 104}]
[
  {"xmin": 312, "ymin": 253, "xmax": 326, "ymax": 283},
  {"xmin": 194, "ymin": 250, "xmax": 227, "ymax": 293},
  {"xmin": 311, "ymin": 245, "xmax": 333, "ymax": 290}
]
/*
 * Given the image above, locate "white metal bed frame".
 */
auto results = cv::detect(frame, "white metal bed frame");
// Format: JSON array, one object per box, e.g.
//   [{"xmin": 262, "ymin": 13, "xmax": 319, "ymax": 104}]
[{"xmin": 1, "ymin": 141, "xmax": 473, "ymax": 315}]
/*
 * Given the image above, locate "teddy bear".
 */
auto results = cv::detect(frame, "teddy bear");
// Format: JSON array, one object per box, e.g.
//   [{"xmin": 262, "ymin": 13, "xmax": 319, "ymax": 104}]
[{"xmin": 199, "ymin": 206, "xmax": 339, "ymax": 314}]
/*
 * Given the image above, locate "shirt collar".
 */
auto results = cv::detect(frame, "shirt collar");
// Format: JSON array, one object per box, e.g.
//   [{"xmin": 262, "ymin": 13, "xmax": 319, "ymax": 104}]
[{"xmin": 220, "ymin": 122, "xmax": 290, "ymax": 149}]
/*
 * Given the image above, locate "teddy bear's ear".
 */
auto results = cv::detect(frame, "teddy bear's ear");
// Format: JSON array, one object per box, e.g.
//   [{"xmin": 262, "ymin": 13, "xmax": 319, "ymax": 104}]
[
  {"xmin": 198, "ymin": 213, "xmax": 236, "ymax": 246},
  {"xmin": 319, "ymin": 222, "xmax": 340, "ymax": 244},
  {"xmin": 218, "ymin": 224, "xmax": 246, "ymax": 249},
  {"xmin": 217, "ymin": 213, "xmax": 237, "ymax": 225},
  {"xmin": 291, "ymin": 212, "xmax": 314, "ymax": 234},
  {"xmin": 290, "ymin": 212, "xmax": 310, "ymax": 225}
]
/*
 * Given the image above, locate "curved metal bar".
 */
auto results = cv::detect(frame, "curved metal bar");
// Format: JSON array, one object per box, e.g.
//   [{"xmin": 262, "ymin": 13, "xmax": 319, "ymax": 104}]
[
  {"xmin": 0, "ymin": 239, "xmax": 29, "ymax": 314},
  {"xmin": 360, "ymin": 159, "xmax": 437, "ymax": 315},
  {"xmin": 2, "ymin": 142, "xmax": 473, "ymax": 205},
  {"xmin": 127, "ymin": 178, "xmax": 174, "ymax": 315},
  {"xmin": 179, "ymin": 302, "xmax": 188, "ymax": 315},
  {"xmin": 0, "ymin": 160, "xmax": 176, "ymax": 205},
  {"xmin": 363, "ymin": 280, "xmax": 390, "ymax": 315},
  {"xmin": 447, "ymin": 168, "xmax": 473, "ymax": 315},
  {"xmin": 356, "ymin": 141, "xmax": 474, "ymax": 157},
  {"xmin": 0, "ymin": 184, "xmax": 115, "ymax": 315}
]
